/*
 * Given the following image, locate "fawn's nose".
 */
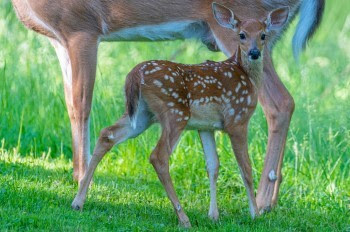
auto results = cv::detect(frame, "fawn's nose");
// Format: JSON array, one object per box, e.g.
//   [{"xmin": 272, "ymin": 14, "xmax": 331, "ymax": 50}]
[{"xmin": 248, "ymin": 49, "xmax": 261, "ymax": 60}]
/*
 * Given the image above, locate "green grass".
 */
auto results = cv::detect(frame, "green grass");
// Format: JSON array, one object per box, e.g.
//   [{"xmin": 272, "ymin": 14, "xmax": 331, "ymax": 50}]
[{"xmin": 0, "ymin": 0, "xmax": 349, "ymax": 231}]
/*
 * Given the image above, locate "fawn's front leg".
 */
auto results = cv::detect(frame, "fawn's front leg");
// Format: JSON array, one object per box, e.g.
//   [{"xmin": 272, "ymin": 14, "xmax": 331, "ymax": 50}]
[
  {"xmin": 228, "ymin": 124, "xmax": 258, "ymax": 218},
  {"xmin": 199, "ymin": 131, "xmax": 220, "ymax": 221}
]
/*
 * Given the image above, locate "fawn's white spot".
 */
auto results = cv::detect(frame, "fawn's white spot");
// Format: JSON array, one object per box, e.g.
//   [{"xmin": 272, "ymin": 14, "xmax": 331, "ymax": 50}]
[
  {"xmin": 172, "ymin": 92, "xmax": 179, "ymax": 99},
  {"xmin": 234, "ymin": 114, "xmax": 242, "ymax": 123},
  {"xmin": 247, "ymin": 96, "xmax": 251, "ymax": 105},
  {"xmin": 229, "ymin": 108, "xmax": 235, "ymax": 116},
  {"xmin": 235, "ymin": 83, "xmax": 242, "ymax": 93},
  {"xmin": 153, "ymin": 80, "xmax": 163, "ymax": 87}
]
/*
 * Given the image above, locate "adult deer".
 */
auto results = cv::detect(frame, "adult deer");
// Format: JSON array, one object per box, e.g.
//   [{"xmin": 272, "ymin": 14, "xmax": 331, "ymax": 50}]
[
  {"xmin": 72, "ymin": 4, "xmax": 290, "ymax": 226},
  {"xmin": 11, "ymin": 0, "xmax": 325, "ymax": 213}
]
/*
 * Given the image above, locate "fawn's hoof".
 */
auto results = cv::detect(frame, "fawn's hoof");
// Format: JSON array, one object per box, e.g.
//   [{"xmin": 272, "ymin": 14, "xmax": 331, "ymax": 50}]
[
  {"xmin": 208, "ymin": 210, "xmax": 219, "ymax": 221},
  {"xmin": 71, "ymin": 198, "xmax": 84, "ymax": 211},
  {"xmin": 72, "ymin": 204, "xmax": 81, "ymax": 210},
  {"xmin": 179, "ymin": 220, "xmax": 191, "ymax": 229},
  {"xmin": 178, "ymin": 214, "xmax": 191, "ymax": 228}
]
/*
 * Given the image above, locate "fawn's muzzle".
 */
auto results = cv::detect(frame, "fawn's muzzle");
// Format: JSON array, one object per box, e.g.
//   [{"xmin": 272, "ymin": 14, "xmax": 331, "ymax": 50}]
[{"xmin": 248, "ymin": 49, "xmax": 261, "ymax": 60}]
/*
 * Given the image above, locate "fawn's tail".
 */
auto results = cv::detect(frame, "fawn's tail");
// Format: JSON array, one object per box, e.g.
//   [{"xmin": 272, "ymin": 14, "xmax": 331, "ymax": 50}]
[{"xmin": 125, "ymin": 66, "xmax": 143, "ymax": 129}]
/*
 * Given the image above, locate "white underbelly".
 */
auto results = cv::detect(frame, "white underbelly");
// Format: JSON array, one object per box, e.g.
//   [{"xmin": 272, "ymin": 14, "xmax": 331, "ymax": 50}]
[
  {"xmin": 186, "ymin": 104, "xmax": 224, "ymax": 131},
  {"xmin": 100, "ymin": 21, "xmax": 205, "ymax": 42}
]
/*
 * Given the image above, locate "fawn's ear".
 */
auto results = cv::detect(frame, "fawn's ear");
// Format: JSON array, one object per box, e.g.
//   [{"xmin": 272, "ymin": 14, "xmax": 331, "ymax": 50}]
[
  {"xmin": 265, "ymin": 7, "xmax": 290, "ymax": 31},
  {"xmin": 212, "ymin": 2, "xmax": 240, "ymax": 31}
]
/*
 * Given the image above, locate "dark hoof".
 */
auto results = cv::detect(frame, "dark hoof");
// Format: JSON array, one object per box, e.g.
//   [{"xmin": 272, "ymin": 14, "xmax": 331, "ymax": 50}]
[{"xmin": 72, "ymin": 204, "xmax": 81, "ymax": 211}]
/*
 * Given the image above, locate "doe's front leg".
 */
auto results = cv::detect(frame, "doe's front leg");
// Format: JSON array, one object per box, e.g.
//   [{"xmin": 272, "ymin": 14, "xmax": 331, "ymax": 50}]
[
  {"xmin": 67, "ymin": 32, "xmax": 100, "ymax": 182},
  {"xmin": 256, "ymin": 52, "xmax": 295, "ymax": 213}
]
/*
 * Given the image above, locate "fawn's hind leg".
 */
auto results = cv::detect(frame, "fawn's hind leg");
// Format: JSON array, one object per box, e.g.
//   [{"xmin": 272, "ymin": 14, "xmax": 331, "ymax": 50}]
[
  {"xmin": 72, "ymin": 112, "xmax": 151, "ymax": 210},
  {"xmin": 227, "ymin": 124, "xmax": 258, "ymax": 218},
  {"xmin": 149, "ymin": 114, "xmax": 190, "ymax": 227},
  {"xmin": 199, "ymin": 131, "xmax": 220, "ymax": 221}
]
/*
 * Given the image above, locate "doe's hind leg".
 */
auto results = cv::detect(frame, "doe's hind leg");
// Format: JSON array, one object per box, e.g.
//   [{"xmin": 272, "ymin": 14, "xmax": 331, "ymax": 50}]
[{"xmin": 72, "ymin": 113, "xmax": 151, "ymax": 210}]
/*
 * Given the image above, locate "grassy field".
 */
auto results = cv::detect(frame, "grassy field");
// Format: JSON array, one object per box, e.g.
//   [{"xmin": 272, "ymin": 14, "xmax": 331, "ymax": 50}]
[{"xmin": 0, "ymin": 0, "xmax": 349, "ymax": 231}]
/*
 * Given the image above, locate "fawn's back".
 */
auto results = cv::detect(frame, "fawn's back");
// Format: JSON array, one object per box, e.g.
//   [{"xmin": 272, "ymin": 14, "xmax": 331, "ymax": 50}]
[{"xmin": 125, "ymin": 59, "xmax": 258, "ymax": 132}]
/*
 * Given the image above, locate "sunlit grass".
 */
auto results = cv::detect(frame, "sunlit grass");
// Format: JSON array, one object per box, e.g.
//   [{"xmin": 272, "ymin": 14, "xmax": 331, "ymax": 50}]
[{"xmin": 0, "ymin": 0, "xmax": 349, "ymax": 230}]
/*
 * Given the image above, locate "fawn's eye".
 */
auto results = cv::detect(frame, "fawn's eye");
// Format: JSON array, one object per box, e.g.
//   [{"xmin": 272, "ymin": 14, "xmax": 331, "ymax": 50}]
[
  {"xmin": 239, "ymin": 33, "xmax": 246, "ymax": 40},
  {"xmin": 261, "ymin": 34, "xmax": 266, "ymax": 40}
]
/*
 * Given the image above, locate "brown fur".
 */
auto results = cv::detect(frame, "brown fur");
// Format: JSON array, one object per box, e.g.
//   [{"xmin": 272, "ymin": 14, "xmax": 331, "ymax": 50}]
[{"xmin": 11, "ymin": 0, "xmax": 324, "ymax": 214}]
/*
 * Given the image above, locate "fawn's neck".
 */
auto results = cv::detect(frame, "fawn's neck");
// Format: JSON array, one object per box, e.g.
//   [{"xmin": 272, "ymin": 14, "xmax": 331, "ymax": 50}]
[{"xmin": 228, "ymin": 47, "xmax": 263, "ymax": 88}]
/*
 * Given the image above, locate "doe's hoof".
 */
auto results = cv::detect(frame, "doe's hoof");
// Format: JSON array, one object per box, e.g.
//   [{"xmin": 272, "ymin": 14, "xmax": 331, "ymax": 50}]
[{"xmin": 259, "ymin": 205, "xmax": 272, "ymax": 215}]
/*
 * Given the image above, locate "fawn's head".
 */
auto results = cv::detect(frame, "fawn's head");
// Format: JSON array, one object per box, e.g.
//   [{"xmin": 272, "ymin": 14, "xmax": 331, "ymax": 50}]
[{"xmin": 212, "ymin": 3, "xmax": 289, "ymax": 62}]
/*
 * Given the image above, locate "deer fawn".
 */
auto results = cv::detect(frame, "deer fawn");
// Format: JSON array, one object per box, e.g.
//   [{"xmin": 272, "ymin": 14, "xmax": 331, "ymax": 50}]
[{"xmin": 71, "ymin": 3, "xmax": 289, "ymax": 227}]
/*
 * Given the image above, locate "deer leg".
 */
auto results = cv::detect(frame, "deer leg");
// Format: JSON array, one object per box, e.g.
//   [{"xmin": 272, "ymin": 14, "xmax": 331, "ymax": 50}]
[
  {"xmin": 149, "ymin": 120, "xmax": 190, "ymax": 228},
  {"xmin": 62, "ymin": 33, "xmax": 101, "ymax": 182},
  {"xmin": 228, "ymin": 124, "xmax": 258, "ymax": 219},
  {"xmin": 199, "ymin": 131, "xmax": 219, "ymax": 221},
  {"xmin": 50, "ymin": 39, "xmax": 83, "ymax": 181},
  {"xmin": 72, "ymin": 113, "xmax": 151, "ymax": 210},
  {"xmin": 256, "ymin": 51, "xmax": 295, "ymax": 213}
]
